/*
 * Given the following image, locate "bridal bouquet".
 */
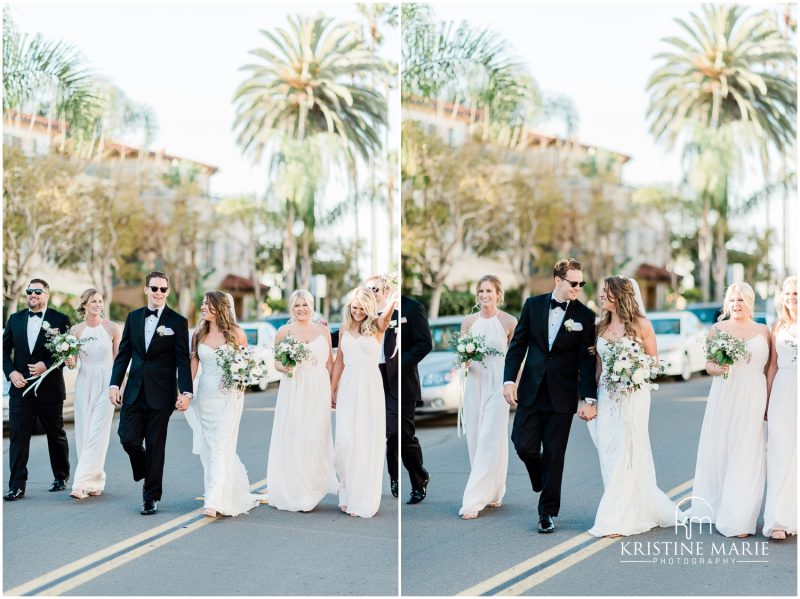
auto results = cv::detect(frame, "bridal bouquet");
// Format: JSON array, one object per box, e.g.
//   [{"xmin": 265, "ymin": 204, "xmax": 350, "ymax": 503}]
[
  {"xmin": 274, "ymin": 335, "xmax": 310, "ymax": 378},
  {"xmin": 449, "ymin": 331, "xmax": 503, "ymax": 377},
  {"xmin": 600, "ymin": 337, "xmax": 662, "ymax": 401},
  {"xmin": 24, "ymin": 323, "xmax": 95, "ymax": 396},
  {"xmin": 705, "ymin": 330, "xmax": 750, "ymax": 379},
  {"xmin": 215, "ymin": 344, "xmax": 268, "ymax": 392}
]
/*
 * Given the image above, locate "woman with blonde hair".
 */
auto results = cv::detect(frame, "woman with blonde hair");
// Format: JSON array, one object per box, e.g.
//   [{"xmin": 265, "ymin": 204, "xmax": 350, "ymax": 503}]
[
  {"xmin": 458, "ymin": 275, "xmax": 517, "ymax": 519},
  {"xmin": 763, "ymin": 276, "xmax": 797, "ymax": 540},
  {"xmin": 267, "ymin": 289, "xmax": 338, "ymax": 512},
  {"xmin": 68, "ymin": 289, "xmax": 121, "ymax": 499},
  {"xmin": 331, "ymin": 287, "xmax": 397, "ymax": 517},
  {"xmin": 185, "ymin": 291, "xmax": 259, "ymax": 517},
  {"xmin": 689, "ymin": 282, "xmax": 770, "ymax": 537}
]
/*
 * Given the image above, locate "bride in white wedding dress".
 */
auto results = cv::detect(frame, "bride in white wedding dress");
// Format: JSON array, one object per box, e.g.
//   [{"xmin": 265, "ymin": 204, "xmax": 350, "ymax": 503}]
[
  {"xmin": 586, "ymin": 276, "xmax": 676, "ymax": 537},
  {"xmin": 185, "ymin": 291, "xmax": 259, "ymax": 518}
]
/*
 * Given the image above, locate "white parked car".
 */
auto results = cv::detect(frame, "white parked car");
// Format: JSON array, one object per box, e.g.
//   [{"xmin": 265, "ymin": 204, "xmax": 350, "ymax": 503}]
[
  {"xmin": 417, "ymin": 316, "xmax": 464, "ymax": 414},
  {"xmin": 238, "ymin": 321, "xmax": 281, "ymax": 390},
  {"xmin": 649, "ymin": 311, "xmax": 707, "ymax": 381}
]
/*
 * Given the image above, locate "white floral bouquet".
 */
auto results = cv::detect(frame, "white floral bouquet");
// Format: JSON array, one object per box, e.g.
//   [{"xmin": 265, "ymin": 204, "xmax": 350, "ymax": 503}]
[
  {"xmin": 23, "ymin": 322, "xmax": 95, "ymax": 396},
  {"xmin": 705, "ymin": 329, "xmax": 751, "ymax": 379},
  {"xmin": 214, "ymin": 343, "xmax": 268, "ymax": 392},
  {"xmin": 600, "ymin": 337, "xmax": 662, "ymax": 401},
  {"xmin": 787, "ymin": 337, "xmax": 797, "ymax": 363},
  {"xmin": 449, "ymin": 330, "xmax": 503, "ymax": 377},
  {"xmin": 274, "ymin": 335, "xmax": 310, "ymax": 378}
]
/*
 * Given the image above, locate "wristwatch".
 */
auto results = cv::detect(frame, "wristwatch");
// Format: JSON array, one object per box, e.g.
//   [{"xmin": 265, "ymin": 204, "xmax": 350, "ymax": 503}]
[{"xmin": 584, "ymin": 397, "xmax": 597, "ymax": 406}]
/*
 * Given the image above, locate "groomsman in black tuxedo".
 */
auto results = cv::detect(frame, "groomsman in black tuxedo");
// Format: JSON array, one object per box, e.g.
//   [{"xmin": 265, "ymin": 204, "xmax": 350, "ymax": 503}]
[
  {"xmin": 366, "ymin": 275, "xmax": 400, "ymax": 498},
  {"xmin": 401, "ymin": 295, "xmax": 433, "ymax": 504},
  {"xmin": 109, "ymin": 271, "xmax": 193, "ymax": 515},
  {"xmin": 3, "ymin": 278, "xmax": 71, "ymax": 500},
  {"xmin": 503, "ymin": 258, "xmax": 597, "ymax": 533}
]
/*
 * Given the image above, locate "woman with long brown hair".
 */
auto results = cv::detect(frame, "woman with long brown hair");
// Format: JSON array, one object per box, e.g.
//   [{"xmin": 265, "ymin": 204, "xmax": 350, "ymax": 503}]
[
  {"xmin": 586, "ymin": 276, "xmax": 675, "ymax": 537},
  {"xmin": 185, "ymin": 291, "xmax": 259, "ymax": 518}
]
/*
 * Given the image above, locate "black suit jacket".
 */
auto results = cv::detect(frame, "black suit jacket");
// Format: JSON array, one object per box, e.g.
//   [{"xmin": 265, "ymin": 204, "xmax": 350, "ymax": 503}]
[
  {"xmin": 400, "ymin": 296, "xmax": 432, "ymax": 406},
  {"xmin": 383, "ymin": 308, "xmax": 399, "ymax": 385},
  {"xmin": 3, "ymin": 308, "xmax": 71, "ymax": 402},
  {"xmin": 109, "ymin": 306, "xmax": 192, "ymax": 410},
  {"xmin": 503, "ymin": 294, "xmax": 597, "ymax": 413}
]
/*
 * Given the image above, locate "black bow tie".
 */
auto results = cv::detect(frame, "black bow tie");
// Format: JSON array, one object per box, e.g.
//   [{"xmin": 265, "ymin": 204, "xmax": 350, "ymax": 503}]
[
  {"xmin": 144, "ymin": 308, "xmax": 159, "ymax": 318},
  {"xmin": 550, "ymin": 299, "xmax": 568, "ymax": 311},
  {"xmin": 28, "ymin": 310, "xmax": 42, "ymax": 318}
]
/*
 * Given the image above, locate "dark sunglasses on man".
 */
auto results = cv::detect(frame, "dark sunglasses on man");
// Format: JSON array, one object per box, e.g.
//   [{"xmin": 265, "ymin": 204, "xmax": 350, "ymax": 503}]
[
  {"xmin": 148, "ymin": 286, "xmax": 169, "ymax": 293},
  {"xmin": 559, "ymin": 277, "xmax": 586, "ymax": 289},
  {"xmin": 25, "ymin": 289, "xmax": 47, "ymax": 295}
]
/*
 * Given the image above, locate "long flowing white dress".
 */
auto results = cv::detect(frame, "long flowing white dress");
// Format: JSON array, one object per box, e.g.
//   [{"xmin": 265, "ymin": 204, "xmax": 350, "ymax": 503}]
[
  {"xmin": 763, "ymin": 329, "xmax": 797, "ymax": 537},
  {"xmin": 267, "ymin": 335, "xmax": 338, "ymax": 511},
  {"xmin": 689, "ymin": 335, "xmax": 768, "ymax": 537},
  {"xmin": 185, "ymin": 344, "xmax": 259, "ymax": 516},
  {"xmin": 335, "ymin": 330, "xmax": 386, "ymax": 518},
  {"xmin": 587, "ymin": 336, "xmax": 676, "ymax": 537},
  {"xmin": 71, "ymin": 323, "xmax": 115, "ymax": 495},
  {"xmin": 459, "ymin": 315, "xmax": 509, "ymax": 516}
]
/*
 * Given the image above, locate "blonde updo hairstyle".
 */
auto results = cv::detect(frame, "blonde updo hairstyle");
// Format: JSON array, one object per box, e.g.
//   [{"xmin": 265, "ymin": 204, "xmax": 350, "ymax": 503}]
[
  {"xmin": 77, "ymin": 288, "xmax": 102, "ymax": 319},
  {"xmin": 719, "ymin": 282, "xmax": 755, "ymax": 321},
  {"xmin": 342, "ymin": 287, "xmax": 380, "ymax": 337},
  {"xmin": 192, "ymin": 290, "xmax": 240, "ymax": 359},
  {"xmin": 474, "ymin": 275, "xmax": 504, "ymax": 311},
  {"xmin": 597, "ymin": 276, "xmax": 645, "ymax": 342},
  {"xmin": 288, "ymin": 289, "xmax": 315, "ymax": 323},
  {"xmin": 774, "ymin": 275, "xmax": 797, "ymax": 332}
]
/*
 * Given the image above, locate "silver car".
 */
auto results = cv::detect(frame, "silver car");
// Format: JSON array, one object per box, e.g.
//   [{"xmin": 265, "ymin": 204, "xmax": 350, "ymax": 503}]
[
  {"xmin": 649, "ymin": 311, "xmax": 707, "ymax": 381},
  {"xmin": 417, "ymin": 315, "xmax": 465, "ymax": 414}
]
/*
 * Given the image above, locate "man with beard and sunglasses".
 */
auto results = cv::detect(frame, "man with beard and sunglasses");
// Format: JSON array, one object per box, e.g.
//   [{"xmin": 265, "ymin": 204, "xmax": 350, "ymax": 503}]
[
  {"xmin": 3, "ymin": 278, "xmax": 72, "ymax": 501},
  {"xmin": 109, "ymin": 271, "xmax": 192, "ymax": 515}
]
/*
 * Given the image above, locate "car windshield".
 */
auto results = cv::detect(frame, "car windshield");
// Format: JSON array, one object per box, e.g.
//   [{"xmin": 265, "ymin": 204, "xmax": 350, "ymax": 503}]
[
  {"xmin": 689, "ymin": 308, "xmax": 720, "ymax": 324},
  {"xmin": 652, "ymin": 318, "xmax": 681, "ymax": 335},
  {"xmin": 431, "ymin": 323, "xmax": 460, "ymax": 351},
  {"xmin": 243, "ymin": 328, "xmax": 259, "ymax": 345}
]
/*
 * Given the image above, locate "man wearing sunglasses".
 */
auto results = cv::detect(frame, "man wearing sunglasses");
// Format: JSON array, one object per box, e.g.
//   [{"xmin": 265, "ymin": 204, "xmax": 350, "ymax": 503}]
[
  {"xmin": 503, "ymin": 258, "xmax": 597, "ymax": 533},
  {"xmin": 109, "ymin": 271, "xmax": 192, "ymax": 515},
  {"xmin": 3, "ymin": 279, "xmax": 72, "ymax": 501}
]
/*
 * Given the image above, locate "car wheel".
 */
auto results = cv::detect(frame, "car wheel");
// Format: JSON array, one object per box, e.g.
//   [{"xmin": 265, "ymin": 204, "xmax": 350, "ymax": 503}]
[
  {"xmin": 678, "ymin": 354, "xmax": 692, "ymax": 382},
  {"xmin": 251, "ymin": 378, "xmax": 268, "ymax": 392}
]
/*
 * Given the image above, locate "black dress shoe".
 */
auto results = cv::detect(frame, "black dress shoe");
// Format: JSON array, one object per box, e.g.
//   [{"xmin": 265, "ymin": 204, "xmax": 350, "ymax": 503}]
[
  {"xmin": 49, "ymin": 479, "xmax": 67, "ymax": 492},
  {"xmin": 141, "ymin": 500, "xmax": 159, "ymax": 515},
  {"xmin": 4, "ymin": 488, "xmax": 25, "ymax": 501},
  {"xmin": 407, "ymin": 475, "xmax": 429, "ymax": 505},
  {"xmin": 538, "ymin": 514, "xmax": 555, "ymax": 533},
  {"xmin": 390, "ymin": 480, "xmax": 399, "ymax": 498}
]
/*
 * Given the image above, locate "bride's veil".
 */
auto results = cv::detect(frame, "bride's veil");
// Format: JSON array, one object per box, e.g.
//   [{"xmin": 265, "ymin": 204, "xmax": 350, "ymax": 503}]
[
  {"xmin": 224, "ymin": 292, "xmax": 237, "ymax": 323},
  {"xmin": 627, "ymin": 278, "xmax": 647, "ymax": 316}
]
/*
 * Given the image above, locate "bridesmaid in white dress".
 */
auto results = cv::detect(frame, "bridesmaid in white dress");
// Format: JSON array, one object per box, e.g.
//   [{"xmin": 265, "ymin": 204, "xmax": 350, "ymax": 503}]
[
  {"xmin": 763, "ymin": 276, "xmax": 797, "ymax": 540},
  {"xmin": 459, "ymin": 275, "xmax": 516, "ymax": 520},
  {"xmin": 68, "ymin": 289, "xmax": 121, "ymax": 499},
  {"xmin": 586, "ymin": 276, "xmax": 675, "ymax": 537},
  {"xmin": 185, "ymin": 291, "xmax": 259, "ymax": 518},
  {"xmin": 331, "ymin": 287, "xmax": 396, "ymax": 518},
  {"xmin": 267, "ymin": 289, "xmax": 338, "ymax": 512},
  {"xmin": 689, "ymin": 282, "xmax": 770, "ymax": 537}
]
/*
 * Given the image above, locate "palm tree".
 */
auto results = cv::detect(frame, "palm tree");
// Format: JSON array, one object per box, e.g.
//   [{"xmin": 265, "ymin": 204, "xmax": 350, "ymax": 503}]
[{"xmin": 647, "ymin": 4, "xmax": 796, "ymax": 300}]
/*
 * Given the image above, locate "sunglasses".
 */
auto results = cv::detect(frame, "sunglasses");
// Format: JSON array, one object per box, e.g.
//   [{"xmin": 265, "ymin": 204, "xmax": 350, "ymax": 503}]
[
  {"xmin": 559, "ymin": 276, "xmax": 586, "ymax": 289},
  {"xmin": 367, "ymin": 286, "xmax": 382, "ymax": 293},
  {"xmin": 26, "ymin": 289, "xmax": 47, "ymax": 296},
  {"xmin": 148, "ymin": 286, "xmax": 169, "ymax": 293}
]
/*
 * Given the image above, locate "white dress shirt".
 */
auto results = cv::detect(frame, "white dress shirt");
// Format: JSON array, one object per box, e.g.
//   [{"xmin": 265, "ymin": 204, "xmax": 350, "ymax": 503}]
[
  {"xmin": 27, "ymin": 310, "xmax": 45, "ymax": 354},
  {"xmin": 144, "ymin": 306, "xmax": 164, "ymax": 351},
  {"xmin": 548, "ymin": 296, "xmax": 569, "ymax": 350}
]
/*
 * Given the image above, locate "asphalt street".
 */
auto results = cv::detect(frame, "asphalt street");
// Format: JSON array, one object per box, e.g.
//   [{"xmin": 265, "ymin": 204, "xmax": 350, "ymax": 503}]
[
  {"xmin": 3, "ymin": 386, "xmax": 398, "ymax": 596},
  {"xmin": 401, "ymin": 376, "xmax": 797, "ymax": 596}
]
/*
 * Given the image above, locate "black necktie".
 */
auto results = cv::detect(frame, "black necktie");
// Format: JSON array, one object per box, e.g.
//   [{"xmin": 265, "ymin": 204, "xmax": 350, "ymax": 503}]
[
  {"xmin": 144, "ymin": 308, "xmax": 159, "ymax": 318},
  {"xmin": 550, "ymin": 298, "xmax": 567, "ymax": 311},
  {"xmin": 28, "ymin": 311, "xmax": 42, "ymax": 319}
]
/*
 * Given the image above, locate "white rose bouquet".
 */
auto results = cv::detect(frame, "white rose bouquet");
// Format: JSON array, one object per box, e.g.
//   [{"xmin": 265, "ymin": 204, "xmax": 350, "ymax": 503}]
[
  {"xmin": 449, "ymin": 330, "xmax": 503, "ymax": 378},
  {"xmin": 23, "ymin": 322, "xmax": 95, "ymax": 396},
  {"xmin": 274, "ymin": 335, "xmax": 311, "ymax": 378},
  {"xmin": 215, "ymin": 343, "xmax": 268, "ymax": 392},
  {"xmin": 600, "ymin": 337, "xmax": 662, "ymax": 401},
  {"xmin": 705, "ymin": 329, "xmax": 751, "ymax": 380}
]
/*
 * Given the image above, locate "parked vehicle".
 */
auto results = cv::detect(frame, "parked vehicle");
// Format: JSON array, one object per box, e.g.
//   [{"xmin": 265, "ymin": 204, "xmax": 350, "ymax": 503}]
[
  {"xmin": 685, "ymin": 302, "xmax": 723, "ymax": 330},
  {"xmin": 416, "ymin": 316, "xmax": 464, "ymax": 414},
  {"xmin": 237, "ymin": 321, "xmax": 281, "ymax": 390},
  {"xmin": 649, "ymin": 311, "xmax": 707, "ymax": 381}
]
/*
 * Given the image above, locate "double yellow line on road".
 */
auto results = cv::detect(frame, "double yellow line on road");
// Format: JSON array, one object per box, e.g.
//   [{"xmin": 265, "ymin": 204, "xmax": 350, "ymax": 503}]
[
  {"xmin": 6, "ymin": 480, "xmax": 268, "ymax": 596},
  {"xmin": 458, "ymin": 479, "xmax": 694, "ymax": 596}
]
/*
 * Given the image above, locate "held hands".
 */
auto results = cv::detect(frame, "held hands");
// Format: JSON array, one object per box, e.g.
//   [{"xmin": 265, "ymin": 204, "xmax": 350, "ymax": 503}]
[
  {"xmin": 9, "ymin": 371, "xmax": 27, "ymax": 389},
  {"xmin": 175, "ymin": 393, "xmax": 191, "ymax": 412},
  {"xmin": 109, "ymin": 387, "xmax": 122, "ymax": 406},
  {"xmin": 27, "ymin": 362, "xmax": 46, "ymax": 376},
  {"xmin": 503, "ymin": 383, "xmax": 517, "ymax": 407},
  {"xmin": 578, "ymin": 401, "xmax": 597, "ymax": 422}
]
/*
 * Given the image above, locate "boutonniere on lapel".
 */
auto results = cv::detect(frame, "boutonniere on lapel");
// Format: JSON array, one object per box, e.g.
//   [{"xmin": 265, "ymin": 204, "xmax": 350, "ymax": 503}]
[
  {"xmin": 388, "ymin": 319, "xmax": 398, "ymax": 330},
  {"xmin": 156, "ymin": 325, "xmax": 174, "ymax": 337},
  {"xmin": 564, "ymin": 319, "xmax": 583, "ymax": 332},
  {"xmin": 399, "ymin": 317, "xmax": 408, "ymax": 324}
]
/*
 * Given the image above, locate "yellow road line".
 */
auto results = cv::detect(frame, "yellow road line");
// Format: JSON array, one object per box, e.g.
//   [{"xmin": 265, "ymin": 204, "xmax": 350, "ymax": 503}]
[
  {"xmin": 6, "ymin": 479, "xmax": 267, "ymax": 596},
  {"xmin": 458, "ymin": 479, "xmax": 693, "ymax": 596}
]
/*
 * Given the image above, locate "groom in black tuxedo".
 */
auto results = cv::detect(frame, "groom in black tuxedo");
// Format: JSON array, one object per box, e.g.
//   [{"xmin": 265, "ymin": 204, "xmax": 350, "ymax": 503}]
[
  {"xmin": 3, "ymin": 278, "xmax": 71, "ymax": 500},
  {"xmin": 503, "ymin": 258, "xmax": 597, "ymax": 533},
  {"xmin": 109, "ymin": 271, "xmax": 192, "ymax": 515}
]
